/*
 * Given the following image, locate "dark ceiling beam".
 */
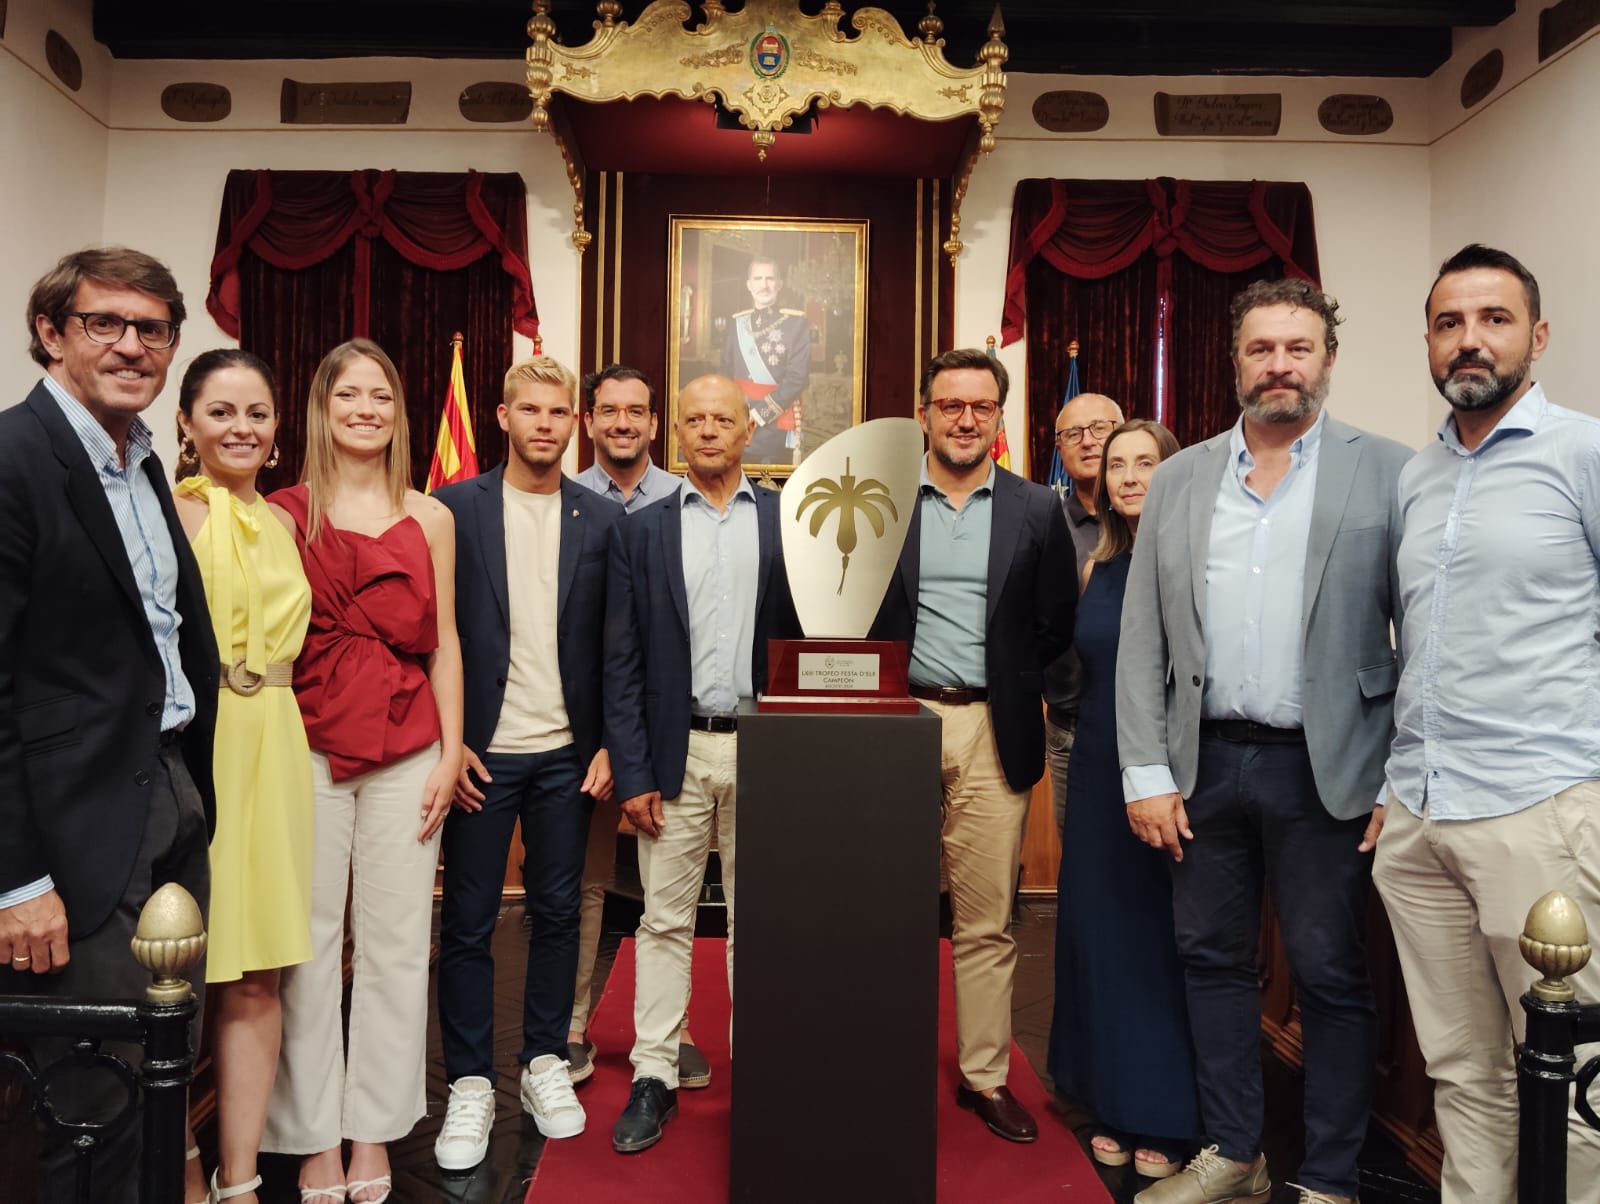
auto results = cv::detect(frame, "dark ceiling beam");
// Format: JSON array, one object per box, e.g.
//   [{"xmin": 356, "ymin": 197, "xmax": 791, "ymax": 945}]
[
  {"xmin": 90, "ymin": 1, "xmax": 1471, "ymax": 76},
  {"xmin": 974, "ymin": 0, "xmax": 1512, "ymax": 26}
]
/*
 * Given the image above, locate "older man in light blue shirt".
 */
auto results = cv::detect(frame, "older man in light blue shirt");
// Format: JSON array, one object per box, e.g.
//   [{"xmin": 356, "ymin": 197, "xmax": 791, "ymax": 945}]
[{"xmin": 1374, "ymin": 245, "xmax": 1600, "ymax": 1204}]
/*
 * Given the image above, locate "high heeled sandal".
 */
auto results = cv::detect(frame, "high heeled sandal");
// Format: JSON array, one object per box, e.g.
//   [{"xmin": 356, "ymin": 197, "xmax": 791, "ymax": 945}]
[
  {"xmin": 210, "ymin": 1167, "xmax": 264, "ymax": 1201},
  {"xmin": 346, "ymin": 1174, "xmax": 391, "ymax": 1204}
]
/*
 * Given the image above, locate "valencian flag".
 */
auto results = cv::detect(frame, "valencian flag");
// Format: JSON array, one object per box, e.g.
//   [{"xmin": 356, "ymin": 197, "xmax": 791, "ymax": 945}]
[
  {"xmin": 986, "ymin": 338, "xmax": 1012, "ymax": 471},
  {"xmin": 1047, "ymin": 339, "xmax": 1082, "ymax": 495},
  {"xmin": 426, "ymin": 332, "xmax": 478, "ymax": 494}
]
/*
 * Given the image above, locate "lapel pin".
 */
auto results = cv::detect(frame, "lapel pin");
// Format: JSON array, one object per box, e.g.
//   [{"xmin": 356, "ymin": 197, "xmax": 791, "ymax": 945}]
[{"xmin": 572, "ymin": 508, "xmax": 579, "ymax": 517}]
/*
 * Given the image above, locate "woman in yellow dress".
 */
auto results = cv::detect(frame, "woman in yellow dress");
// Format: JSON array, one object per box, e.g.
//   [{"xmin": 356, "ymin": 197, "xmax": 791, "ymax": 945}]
[{"xmin": 173, "ymin": 348, "xmax": 313, "ymax": 1204}]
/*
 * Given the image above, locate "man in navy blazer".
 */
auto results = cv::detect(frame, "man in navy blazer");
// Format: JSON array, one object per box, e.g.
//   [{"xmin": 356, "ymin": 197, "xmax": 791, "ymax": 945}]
[
  {"xmin": 431, "ymin": 357, "xmax": 623, "ymax": 1167},
  {"xmin": 604, "ymin": 374, "xmax": 798, "ymax": 1154},
  {"xmin": 1, "ymin": 247, "xmax": 218, "ymax": 1201},
  {"xmin": 871, "ymin": 349, "xmax": 1076, "ymax": 1143}
]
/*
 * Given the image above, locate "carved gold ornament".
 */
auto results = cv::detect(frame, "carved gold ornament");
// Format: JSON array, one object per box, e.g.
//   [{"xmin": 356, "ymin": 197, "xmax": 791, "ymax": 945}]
[{"xmin": 526, "ymin": 0, "xmax": 1007, "ymax": 261}]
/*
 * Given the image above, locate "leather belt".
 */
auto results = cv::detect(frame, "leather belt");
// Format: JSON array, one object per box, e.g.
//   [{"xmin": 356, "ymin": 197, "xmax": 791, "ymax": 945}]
[
  {"xmin": 689, "ymin": 714, "xmax": 738, "ymax": 733},
  {"xmin": 1200, "ymin": 719, "xmax": 1305, "ymax": 745},
  {"xmin": 220, "ymin": 658, "xmax": 295, "ymax": 697},
  {"xmin": 909, "ymin": 684, "xmax": 989, "ymax": 706}
]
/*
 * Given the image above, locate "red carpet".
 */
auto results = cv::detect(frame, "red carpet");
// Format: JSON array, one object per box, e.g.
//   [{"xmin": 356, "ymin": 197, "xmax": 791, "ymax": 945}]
[{"xmin": 529, "ymin": 938, "xmax": 1111, "ymax": 1203}]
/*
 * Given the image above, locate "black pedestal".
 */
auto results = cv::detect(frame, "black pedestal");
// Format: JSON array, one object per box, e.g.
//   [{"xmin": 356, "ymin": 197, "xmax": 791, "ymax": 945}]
[{"xmin": 730, "ymin": 702, "xmax": 942, "ymax": 1203}]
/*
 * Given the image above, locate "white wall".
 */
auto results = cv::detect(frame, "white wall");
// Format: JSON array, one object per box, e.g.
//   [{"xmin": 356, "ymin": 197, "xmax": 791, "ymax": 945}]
[
  {"xmin": 1428, "ymin": 3, "xmax": 1600, "ymax": 420},
  {"xmin": 0, "ymin": 0, "xmax": 111, "ymax": 390},
  {"xmin": 956, "ymin": 70, "xmax": 1437, "ymax": 453},
  {"xmin": 103, "ymin": 56, "xmax": 581, "ymax": 452},
  {"xmin": 8, "ymin": 0, "xmax": 1596, "ymax": 460}
]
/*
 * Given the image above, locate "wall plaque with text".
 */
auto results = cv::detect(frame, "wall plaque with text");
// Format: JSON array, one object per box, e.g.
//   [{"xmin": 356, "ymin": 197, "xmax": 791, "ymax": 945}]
[
  {"xmin": 1539, "ymin": 0, "xmax": 1600, "ymax": 62},
  {"xmin": 45, "ymin": 30, "xmax": 81, "ymax": 92},
  {"xmin": 1032, "ymin": 90, "xmax": 1110, "ymax": 133},
  {"xmin": 280, "ymin": 79, "xmax": 412, "ymax": 125},
  {"xmin": 459, "ymin": 81, "xmax": 534, "ymax": 123},
  {"xmin": 162, "ymin": 83, "xmax": 232, "ymax": 123},
  {"xmin": 1154, "ymin": 92, "xmax": 1281, "ymax": 137},
  {"xmin": 1317, "ymin": 94, "xmax": 1394, "ymax": 137},
  {"xmin": 1459, "ymin": 50, "xmax": 1503, "ymax": 109}
]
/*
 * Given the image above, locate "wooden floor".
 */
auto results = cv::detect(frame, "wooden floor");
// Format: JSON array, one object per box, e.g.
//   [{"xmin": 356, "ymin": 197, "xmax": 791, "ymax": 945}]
[{"xmin": 6, "ymin": 874, "xmax": 1442, "ymax": 1203}]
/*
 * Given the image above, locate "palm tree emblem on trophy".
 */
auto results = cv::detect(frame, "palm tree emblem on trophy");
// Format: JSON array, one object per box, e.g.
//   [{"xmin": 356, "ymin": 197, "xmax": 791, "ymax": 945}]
[{"xmin": 795, "ymin": 456, "xmax": 899, "ymax": 595}]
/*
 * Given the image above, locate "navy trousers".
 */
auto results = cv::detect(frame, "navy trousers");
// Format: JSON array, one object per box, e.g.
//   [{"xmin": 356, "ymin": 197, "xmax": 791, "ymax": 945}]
[
  {"xmin": 438, "ymin": 745, "xmax": 591, "ymax": 1083},
  {"xmin": 1170, "ymin": 735, "xmax": 1376, "ymax": 1198}
]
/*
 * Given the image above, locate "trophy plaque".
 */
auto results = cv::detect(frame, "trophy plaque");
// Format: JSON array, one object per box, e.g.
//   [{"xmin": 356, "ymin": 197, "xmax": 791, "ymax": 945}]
[{"xmin": 761, "ymin": 416, "xmax": 924, "ymax": 714}]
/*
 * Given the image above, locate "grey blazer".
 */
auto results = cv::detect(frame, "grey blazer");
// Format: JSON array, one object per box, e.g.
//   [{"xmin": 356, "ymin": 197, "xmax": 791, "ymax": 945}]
[{"xmin": 1115, "ymin": 415, "xmax": 1413, "ymax": 820}]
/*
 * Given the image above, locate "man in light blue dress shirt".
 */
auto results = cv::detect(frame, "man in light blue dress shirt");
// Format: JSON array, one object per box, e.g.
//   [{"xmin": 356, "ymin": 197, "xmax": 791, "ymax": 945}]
[
  {"xmin": 1119, "ymin": 280, "xmax": 1412, "ymax": 1204},
  {"xmin": 603, "ymin": 375, "xmax": 797, "ymax": 1153},
  {"xmin": 568, "ymin": 363, "xmax": 704, "ymax": 1088},
  {"xmin": 1374, "ymin": 245, "xmax": 1600, "ymax": 1203},
  {"xmin": 0, "ymin": 248, "xmax": 219, "ymax": 1202}
]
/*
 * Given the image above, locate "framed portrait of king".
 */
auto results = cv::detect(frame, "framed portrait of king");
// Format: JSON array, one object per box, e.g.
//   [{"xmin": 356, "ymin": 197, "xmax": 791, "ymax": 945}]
[{"xmin": 667, "ymin": 215, "xmax": 868, "ymax": 477}]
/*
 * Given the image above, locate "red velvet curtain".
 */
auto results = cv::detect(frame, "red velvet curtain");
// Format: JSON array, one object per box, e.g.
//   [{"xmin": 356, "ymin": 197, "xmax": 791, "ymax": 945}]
[
  {"xmin": 209, "ymin": 169, "xmax": 536, "ymax": 491},
  {"xmin": 1004, "ymin": 178, "xmax": 1319, "ymax": 475}
]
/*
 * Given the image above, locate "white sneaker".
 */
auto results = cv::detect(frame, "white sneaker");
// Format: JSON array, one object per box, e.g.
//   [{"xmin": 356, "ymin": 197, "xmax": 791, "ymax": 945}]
[
  {"xmin": 434, "ymin": 1075, "xmax": 495, "ymax": 1170},
  {"xmin": 521, "ymin": 1053, "xmax": 587, "ymax": 1139}
]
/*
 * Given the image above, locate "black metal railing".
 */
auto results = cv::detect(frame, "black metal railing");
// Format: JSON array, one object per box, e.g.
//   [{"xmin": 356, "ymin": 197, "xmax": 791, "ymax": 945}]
[
  {"xmin": 1518, "ymin": 889, "xmax": 1600, "ymax": 1204},
  {"xmin": 0, "ymin": 882, "xmax": 205, "ymax": 1204}
]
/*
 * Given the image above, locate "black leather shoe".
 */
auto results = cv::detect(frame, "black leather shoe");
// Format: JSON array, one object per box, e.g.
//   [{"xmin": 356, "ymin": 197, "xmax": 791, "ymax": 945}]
[
  {"xmin": 678, "ymin": 1041, "xmax": 712, "ymax": 1089},
  {"xmin": 956, "ymin": 1085, "xmax": 1038, "ymax": 1143},
  {"xmin": 613, "ymin": 1076, "xmax": 678, "ymax": 1153}
]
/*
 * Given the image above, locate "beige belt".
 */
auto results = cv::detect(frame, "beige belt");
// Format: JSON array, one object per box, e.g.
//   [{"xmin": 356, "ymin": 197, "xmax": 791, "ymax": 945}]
[{"xmin": 220, "ymin": 658, "xmax": 294, "ymax": 696}]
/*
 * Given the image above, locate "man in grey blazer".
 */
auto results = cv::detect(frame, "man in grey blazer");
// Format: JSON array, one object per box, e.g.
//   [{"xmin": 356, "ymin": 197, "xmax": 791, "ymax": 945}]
[{"xmin": 1117, "ymin": 279, "xmax": 1411, "ymax": 1204}]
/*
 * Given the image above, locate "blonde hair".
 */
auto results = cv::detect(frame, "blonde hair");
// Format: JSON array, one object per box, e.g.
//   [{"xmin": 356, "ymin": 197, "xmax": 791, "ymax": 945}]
[
  {"xmin": 503, "ymin": 355, "xmax": 578, "ymax": 407},
  {"xmin": 1091, "ymin": 419, "xmax": 1181, "ymax": 563},
  {"xmin": 300, "ymin": 338, "xmax": 410, "ymax": 543}
]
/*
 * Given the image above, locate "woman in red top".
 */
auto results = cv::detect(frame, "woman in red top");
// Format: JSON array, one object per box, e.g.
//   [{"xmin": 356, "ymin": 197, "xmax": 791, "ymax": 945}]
[{"xmin": 261, "ymin": 339, "xmax": 463, "ymax": 1204}]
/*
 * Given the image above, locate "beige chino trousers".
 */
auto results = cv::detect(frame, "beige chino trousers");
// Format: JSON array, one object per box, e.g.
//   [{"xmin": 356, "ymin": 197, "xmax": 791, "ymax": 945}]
[
  {"xmin": 1374, "ymin": 781, "xmax": 1600, "ymax": 1204},
  {"xmin": 264, "ymin": 745, "xmax": 442, "ymax": 1152},
  {"xmin": 630, "ymin": 728, "xmax": 737, "ymax": 1088},
  {"xmin": 925, "ymin": 698, "xmax": 1031, "ymax": 1092}
]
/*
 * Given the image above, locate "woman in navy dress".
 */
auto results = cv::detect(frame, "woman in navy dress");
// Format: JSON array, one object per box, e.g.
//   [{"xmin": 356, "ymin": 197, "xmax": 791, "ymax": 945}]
[{"xmin": 1047, "ymin": 419, "xmax": 1198, "ymax": 1179}]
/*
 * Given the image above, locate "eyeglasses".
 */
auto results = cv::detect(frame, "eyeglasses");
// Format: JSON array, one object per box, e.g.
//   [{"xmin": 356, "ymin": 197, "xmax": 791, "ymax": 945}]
[
  {"xmin": 1056, "ymin": 420, "xmax": 1116, "ymax": 446},
  {"xmin": 594, "ymin": 404, "xmax": 650, "ymax": 423},
  {"xmin": 64, "ymin": 311, "xmax": 179, "ymax": 350},
  {"xmin": 928, "ymin": 398, "xmax": 999, "ymax": 421}
]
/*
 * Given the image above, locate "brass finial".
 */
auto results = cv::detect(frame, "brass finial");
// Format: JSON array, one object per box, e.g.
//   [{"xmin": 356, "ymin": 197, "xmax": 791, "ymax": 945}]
[
  {"xmin": 919, "ymin": 2, "xmax": 945, "ymax": 44},
  {"xmin": 1521, "ymin": 890, "xmax": 1592, "ymax": 1003},
  {"xmin": 130, "ymin": 883, "xmax": 207, "ymax": 1005},
  {"xmin": 596, "ymin": 0, "xmax": 623, "ymax": 26},
  {"xmin": 1068, "ymin": 339, "xmax": 1080, "ymax": 357},
  {"xmin": 985, "ymin": 334, "xmax": 996, "ymax": 354}
]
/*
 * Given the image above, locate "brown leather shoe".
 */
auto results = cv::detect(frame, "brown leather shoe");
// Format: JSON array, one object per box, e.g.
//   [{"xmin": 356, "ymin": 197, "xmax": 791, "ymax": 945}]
[{"xmin": 956, "ymin": 1085, "xmax": 1038, "ymax": 1143}]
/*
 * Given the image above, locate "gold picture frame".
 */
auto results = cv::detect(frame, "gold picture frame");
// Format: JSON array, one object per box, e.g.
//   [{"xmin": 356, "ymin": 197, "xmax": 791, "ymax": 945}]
[{"xmin": 667, "ymin": 215, "xmax": 868, "ymax": 477}]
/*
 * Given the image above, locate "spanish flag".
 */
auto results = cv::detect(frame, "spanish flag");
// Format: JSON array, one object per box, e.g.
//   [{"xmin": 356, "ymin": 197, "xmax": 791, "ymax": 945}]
[
  {"xmin": 426, "ymin": 332, "xmax": 479, "ymax": 494},
  {"xmin": 986, "ymin": 337, "xmax": 1011, "ymax": 470}
]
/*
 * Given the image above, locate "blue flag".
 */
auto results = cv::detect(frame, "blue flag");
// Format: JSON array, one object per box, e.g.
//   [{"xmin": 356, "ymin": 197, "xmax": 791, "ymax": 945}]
[{"xmin": 1047, "ymin": 354, "xmax": 1081, "ymax": 495}]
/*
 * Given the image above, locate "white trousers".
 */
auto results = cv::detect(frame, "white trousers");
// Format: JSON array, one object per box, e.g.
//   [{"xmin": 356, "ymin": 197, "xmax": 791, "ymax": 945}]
[
  {"xmin": 263, "ymin": 745, "xmax": 441, "ymax": 1150},
  {"xmin": 630, "ymin": 729, "xmax": 736, "ymax": 1087},
  {"xmin": 1374, "ymin": 781, "xmax": 1600, "ymax": 1204}
]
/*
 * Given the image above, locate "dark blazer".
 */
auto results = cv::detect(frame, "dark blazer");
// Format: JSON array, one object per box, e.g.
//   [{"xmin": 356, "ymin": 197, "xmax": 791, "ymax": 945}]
[
  {"xmin": 434, "ymin": 467, "xmax": 623, "ymax": 763},
  {"xmin": 604, "ymin": 482, "xmax": 799, "ymax": 802},
  {"xmin": 0, "ymin": 383, "xmax": 218, "ymax": 938},
  {"xmin": 871, "ymin": 464, "xmax": 1077, "ymax": 793}
]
